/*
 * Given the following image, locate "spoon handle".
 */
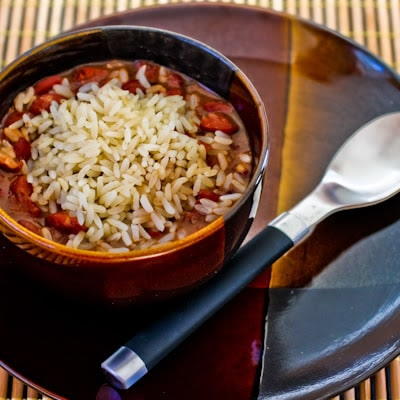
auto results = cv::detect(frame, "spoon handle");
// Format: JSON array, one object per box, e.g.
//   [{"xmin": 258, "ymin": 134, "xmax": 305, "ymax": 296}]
[{"xmin": 101, "ymin": 225, "xmax": 293, "ymax": 390}]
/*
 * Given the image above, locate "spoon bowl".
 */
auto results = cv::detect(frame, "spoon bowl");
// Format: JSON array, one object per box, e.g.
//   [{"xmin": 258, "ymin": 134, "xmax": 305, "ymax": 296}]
[
  {"xmin": 273, "ymin": 112, "xmax": 400, "ymax": 242},
  {"xmin": 323, "ymin": 112, "xmax": 400, "ymax": 208}
]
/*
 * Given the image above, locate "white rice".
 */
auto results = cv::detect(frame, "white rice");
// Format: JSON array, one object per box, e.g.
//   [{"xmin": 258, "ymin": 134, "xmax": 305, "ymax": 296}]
[
  {"xmin": 136, "ymin": 65, "xmax": 151, "ymax": 89},
  {"xmin": 239, "ymin": 153, "xmax": 251, "ymax": 163},
  {"xmin": 14, "ymin": 87, "xmax": 34, "ymax": 112}
]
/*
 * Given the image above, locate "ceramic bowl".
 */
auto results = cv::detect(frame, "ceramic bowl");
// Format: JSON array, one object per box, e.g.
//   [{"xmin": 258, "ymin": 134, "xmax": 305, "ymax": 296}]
[{"xmin": 0, "ymin": 26, "xmax": 268, "ymax": 304}]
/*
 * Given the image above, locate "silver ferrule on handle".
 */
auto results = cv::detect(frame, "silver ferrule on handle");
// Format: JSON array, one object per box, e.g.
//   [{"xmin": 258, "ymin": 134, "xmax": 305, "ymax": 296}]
[
  {"xmin": 101, "ymin": 346, "xmax": 148, "ymax": 390},
  {"xmin": 269, "ymin": 212, "xmax": 311, "ymax": 244},
  {"xmin": 270, "ymin": 186, "xmax": 338, "ymax": 244}
]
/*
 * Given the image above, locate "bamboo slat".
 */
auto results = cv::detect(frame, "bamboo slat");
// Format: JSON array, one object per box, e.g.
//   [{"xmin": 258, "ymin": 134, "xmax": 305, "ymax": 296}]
[
  {"xmin": 10, "ymin": 378, "xmax": 24, "ymax": 400},
  {"xmin": 391, "ymin": 357, "xmax": 400, "ymax": 400},
  {"xmin": 360, "ymin": 378, "xmax": 372, "ymax": 400},
  {"xmin": 0, "ymin": 368, "xmax": 8, "ymax": 400},
  {"xmin": 0, "ymin": 0, "xmax": 12, "ymax": 64},
  {"xmin": 5, "ymin": 0, "xmax": 24, "ymax": 64},
  {"xmin": 389, "ymin": 0, "xmax": 400, "ymax": 71},
  {"xmin": 325, "ymin": 0, "xmax": 338, "ymax": 30},
  {"xmin": 299, "ymin": 0, "xmax": 310, "ymax": 19},
  {"xmin": 286, "ymin": 0, "xmax": 296, "ymax": 14},
  {"xmin": 376, "ymin": 368, "xmax": 388, "ymax": 399},
  {"xmin": 89, "ymin": 0, "xmax": 101, "ymax": 20},
  {"xmin": 377, "ymin": 0, "xmax": 393, "ymax": 66},
  {"xmin": 364, "ymin": 0, "xmax": 379, "ymax": 55},
  {"xmin": 117, "ymin": 0, "xmax": 129, "ymax": 11},
  {"xmin": 351, "ymin": 0, "xmax": 365, "ymax": 45},
  {"xmin": 62, "ymin": 0, "xmax": 75, "ymax": 32},
  {"xmin": 33, "ymin": 0, "xmax": 50, "ymax": 46},
  {"xmin": 338, "ymin": 0, "xmax": 350, "ymax": 36},
  {"xmin": 20, "ymin": 0, "xmax": 36, "ymax": 53},
  {"xmin": 26, "ymin": 387, "xmax": 39, "ymax": 400},
  {"xmin": 76, "ymin": 0, "xmax": 89, "ymax": 25},
  {"xmin": 344, "ymin": 387, "xmax": 356, "ymax": 400},
  {"xmin": 312, "ymin": 0, "xmax": 324, "ymax": 24}
]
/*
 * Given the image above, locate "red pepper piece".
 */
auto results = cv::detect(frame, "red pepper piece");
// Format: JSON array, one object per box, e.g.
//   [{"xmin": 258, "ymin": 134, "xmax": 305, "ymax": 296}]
[
  {"xmin": 34, "ymin": 75, "xmax": 63, "ymax": 95},
  {"xmin": 200, "ymin": 112, "xmax": 239, "ymax": 135},
  {"xmin": 10, "ymin": 175, "xmax": 32, "ymax": 197},
  {"xmin": 136, "ymin": 61, "xmax": 160, "ymax": 84},
  {"xmin": 206, "ymin": 154, "xmax": 218, "ymax": 167},
  {"xmin": 71, "ymin": 66, "xmax": 109, "ymax": 86},
  {"xmin": 18, "ymin": 219, "xmax": 42, "ymax": 235},
  {"xmin": 3, "ymin": 111, "xmax": 23, "ymax": 127},
  {"xmin": 164, "ymin": 71, "xmax": 185, "ymax": 96},
  {"xmin": 183, "ymin": 210, "xmax": 203, "ymax": 225},
  {"xmin": 29, "ymin": 93, "xmax": 65, "ymax": 115},
  {"xmin": 166, "ymin": 72, "xmax": 184, "ymax": 89},
  {"xmin": 46, "ymin": 212, "xmax": 88, "ymax": 234},
  {"xmin": 197, "ymin": 189, "xmax": 220, "ymax": 202},
  {"xmin": 147, "ymin": 229, "xmax": 163, "ymax": 239},
  {"xmin": 166, "ymin": 87, "xmax": 185, "ymax": 96},
  {"xmin": 203, "ymin": 101, "xmax": 233, "ymax": 113},
  {"xmin": 201, "ymin": 142, "xmax": 212, "ymax": 151},
  {"xmin": 13, "ymin": 138, "xmax": 31, "ymax": 161},
  {"xmin": 26, "ymin": 201, "xmax": 41, "ymax": 218},
  {"xmin": 122, "ymin": 80, "xmax": 144, "ymax": 94},
  {"xmin": 10, "ymin": 176, "xmax": 41, "ymax": 217}
]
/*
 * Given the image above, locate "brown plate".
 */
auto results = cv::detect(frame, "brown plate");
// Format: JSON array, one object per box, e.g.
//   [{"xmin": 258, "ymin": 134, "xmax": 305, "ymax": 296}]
[{"xmin": 1, "ymin": 4, "xmax": 400, "ymax": 400}]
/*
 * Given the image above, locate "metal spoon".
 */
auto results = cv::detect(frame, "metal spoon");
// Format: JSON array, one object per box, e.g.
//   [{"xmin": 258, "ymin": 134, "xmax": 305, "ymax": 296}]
[{"xmin": 102, "ymin": 112, "xmax": 400, "ymax": 390}]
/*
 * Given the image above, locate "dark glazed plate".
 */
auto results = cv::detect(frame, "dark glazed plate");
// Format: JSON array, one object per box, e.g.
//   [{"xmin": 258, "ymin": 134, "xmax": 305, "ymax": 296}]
[{"xmin": 0, "ymin": 4, "xmax": 400, "ymax": 400}]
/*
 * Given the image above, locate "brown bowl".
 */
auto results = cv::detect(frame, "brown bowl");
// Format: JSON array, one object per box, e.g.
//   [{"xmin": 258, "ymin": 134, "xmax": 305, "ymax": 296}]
[{"xmin": 0, "ymin": 26, "xmax": 268, "ymax": 304}]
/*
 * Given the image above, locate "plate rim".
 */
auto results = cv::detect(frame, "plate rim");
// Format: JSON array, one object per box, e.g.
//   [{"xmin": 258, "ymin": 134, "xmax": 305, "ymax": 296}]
[{"xmin": 77, "ymin": 2, "xmax": 399, "ymax": 82}]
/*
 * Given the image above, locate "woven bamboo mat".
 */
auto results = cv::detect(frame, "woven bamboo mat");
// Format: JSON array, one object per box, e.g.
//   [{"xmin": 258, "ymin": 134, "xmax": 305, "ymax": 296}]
[{"xmin": 0, "ymin": 0, "xmax": 400, "ymax": 399}]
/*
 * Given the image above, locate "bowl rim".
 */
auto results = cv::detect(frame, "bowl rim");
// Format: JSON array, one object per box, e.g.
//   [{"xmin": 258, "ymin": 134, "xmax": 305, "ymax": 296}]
[{"xmin": 0, "ymin": 25, "xmax": 269, "ymax": 263}]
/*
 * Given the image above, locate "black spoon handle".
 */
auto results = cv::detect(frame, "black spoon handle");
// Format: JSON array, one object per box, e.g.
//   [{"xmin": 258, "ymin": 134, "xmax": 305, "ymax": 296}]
[{"xmin": 101, "ymin": 225, "xmax": 293, "ymax": 389}]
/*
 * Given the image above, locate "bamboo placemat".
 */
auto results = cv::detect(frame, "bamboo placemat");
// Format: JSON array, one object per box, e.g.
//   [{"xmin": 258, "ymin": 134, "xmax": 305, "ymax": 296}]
[{"xmin": 0, "ymin": 0, "xmax": 400, "ymax": 399}]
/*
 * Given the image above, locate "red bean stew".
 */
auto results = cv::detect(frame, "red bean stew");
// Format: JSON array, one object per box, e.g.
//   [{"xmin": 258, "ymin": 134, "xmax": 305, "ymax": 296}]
[{"xmin": 0, "ymin": 60, "xmax": 253, "ymax": 252}]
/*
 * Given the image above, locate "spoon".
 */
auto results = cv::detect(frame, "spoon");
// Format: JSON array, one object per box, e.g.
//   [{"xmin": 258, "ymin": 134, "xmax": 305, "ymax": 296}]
[{"xmin": 101, "ymin": 112, "xmax": 400, "ymax": 390}]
